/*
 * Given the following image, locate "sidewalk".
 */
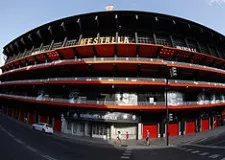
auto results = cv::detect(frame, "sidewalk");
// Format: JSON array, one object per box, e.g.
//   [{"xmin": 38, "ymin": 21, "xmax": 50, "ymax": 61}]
[
  {"xmin": 123, "ymin": 125, "xmax": 225, "ymax": 149},
  {"xmin": 54, "ymin": 125, "xmax": 225, "ymax": 149},
  {"xmin": 2, "ymin": 113, "xmax": 225, "ymax": 149}
]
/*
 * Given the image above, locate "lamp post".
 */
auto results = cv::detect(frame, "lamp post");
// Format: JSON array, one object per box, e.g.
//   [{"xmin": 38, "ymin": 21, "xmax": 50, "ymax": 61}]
[
  {"xmin": 166, "ymin": 67, "xmax": 177, "ymax": 146},
  {"xmin": 165, "ymin": 77, "xmax": 169, "ymax": 146}
]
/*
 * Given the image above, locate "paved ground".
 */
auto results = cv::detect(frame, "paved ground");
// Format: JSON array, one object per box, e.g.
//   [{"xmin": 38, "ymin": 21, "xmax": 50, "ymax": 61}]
[
  {"xmin": 0, "ymin": 115, "xmax": 124, "ymax": 160},
  {"xmin": 1, "ymin": 113, "xmax": 225, "ymax": 160}
]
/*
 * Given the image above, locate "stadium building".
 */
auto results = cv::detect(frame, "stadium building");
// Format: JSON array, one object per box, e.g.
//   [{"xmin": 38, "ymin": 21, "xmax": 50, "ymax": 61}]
[{"xmin": 1, "ymin": 11, "xmax": 225, "ymax": 140}]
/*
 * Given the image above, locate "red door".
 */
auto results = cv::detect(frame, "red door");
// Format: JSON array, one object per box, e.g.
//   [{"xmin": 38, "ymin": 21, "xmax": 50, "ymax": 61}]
[
  {"xmin": 168, "ymin": 123, "xmax": 179, "ymax": 136},
  {"xmin": 19, "ymin": 111, "xmax": 25, "ymax": 122},
  {"xmin": 186, "ymin": 121, "xmax": 196, "ymax": 134},
  {"xmin": 202, "ymin": 119, "xmax": 209, "ymax": 131},
  {"xmin": 143, "ymin": 124, "xmax": 158, "ymax": 138},
  {"xmin": 8, "ymin": 108, "xmax": 12, "ymax": 116},
  {"xmin": 28, "ymin": 113, "xmax": 35, "ymax": 124},
  {"xmin": 53, "ymin": 119, "xmax": 61, "ymax": 132},
  {"xmin": 214, "ymin": 116, "xmax": 220, "ymax": 128}
]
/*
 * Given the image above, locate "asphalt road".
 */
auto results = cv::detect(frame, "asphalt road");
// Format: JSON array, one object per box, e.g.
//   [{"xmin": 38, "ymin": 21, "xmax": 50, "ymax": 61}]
[
  {"xmin": 1, "ymin": 114, "xmax": 225, "ymax": 160},
  {"xmin": 0, "ymin": 115, "xmax": 124, "ymax": 160}
]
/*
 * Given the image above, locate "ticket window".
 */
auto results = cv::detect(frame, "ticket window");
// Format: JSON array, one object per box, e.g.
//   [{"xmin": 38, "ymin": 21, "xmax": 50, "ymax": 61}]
[{"xmin": 92, "ymin": 124, "xmax": 108, "ymax": 139}]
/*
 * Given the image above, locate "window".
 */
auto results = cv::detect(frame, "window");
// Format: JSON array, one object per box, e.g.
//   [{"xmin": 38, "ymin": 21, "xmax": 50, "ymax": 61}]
[
  {"xmin": 92, "ymin": 124, "xmax": 107, "ymax": 135},
  {"xmin": 155, "ymin": 34, "xmax": 172, "ymax": 47}
]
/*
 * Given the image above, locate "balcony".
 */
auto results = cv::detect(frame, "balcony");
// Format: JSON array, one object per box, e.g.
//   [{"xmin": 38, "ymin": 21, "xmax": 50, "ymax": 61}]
[{"xmin": 1, "ymin": 93, "xmax": 225, "ymax": 111}]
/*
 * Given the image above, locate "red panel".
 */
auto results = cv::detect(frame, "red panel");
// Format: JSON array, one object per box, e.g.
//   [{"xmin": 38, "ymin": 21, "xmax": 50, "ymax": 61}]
[
  {"xmin": 186, "ymin": 121, "xmax": 196, "ymax": 134},
  {"xmin": 76, "ymin": 45, "xmax": 94, "ymax": 58},
  {"xmin": 14, "ymin": 61, "xmax": 20, "ymax": 67},
  {"xmin": 53, "ymin": 119, "xmax": 61, "ymax": 132},
  {"xmin": 214, "ymin": 116, "xmax": 220, "ymax": 128},
  {"xmin": 40, "ymin": 115, "xmax": 48, "ymax": 123},
  {"xmin": 139, "ymin": 45, "xmax": 158, "ymax": 57},
  {"xmin": 8, "ymin": 108, "xmax": 12, "ymax": 116},
  {"xmin": 35, "ymin": 54, "xmax": 46, "ymax": 63},
  {"xmin": 20, "ymin": 59, "xmax": 26, "ymax": 65},
  {"xmin": 46, "ymin": 51, "xmax": 59, "ymax": 61},
  {"xmin": 168, "ymin": 123, "xmax": 179, "ymax": 136},
  {"xmin": 117, "ymin": 44, "xmax": 136, "ymax": 57},
  {"xmin": 19, "ymin": 111, "xmax": 25, "ymax": 122},
  {"xmin": 28, "ymin": 113, "xmax": 34, "ymax": 124},
  {"xmin": 159, "ymin": 48, "xmax": 175, "ymax": 59},
  {"xmin": 176, "ymin": 51, "xmax": 191, "ymax": 61},
  {"xmin": 26, "ymin": 56, "xmax": 36, "ymax": 64},
  {"xmin": 204, "ymin": 57, "xmax": 214, "ymax": 65},
  {"xmin": 192, "ymin": 54, "xmax": 204, "ymax": 64},
  {"xmin": 95, "ymin": 44, "xmax": 114, "ymax": 57},
  {"xmin": 202, "ymin": 119, "xmax": 209, "ymax": 131},
  {"xmin": 143, "ymin": 124, "xmax": 158, "ymax": 138},
  {"xmin": 57, "ymin": 47, "xmax": 75, "ymax": 59}
]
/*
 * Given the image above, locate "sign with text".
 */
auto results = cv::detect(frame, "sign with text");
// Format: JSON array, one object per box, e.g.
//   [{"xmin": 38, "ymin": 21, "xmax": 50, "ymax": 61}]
[
  {"xmin": 65, "ymin": 110, "xmax": 139, "ymax": 123},
  {"xmin": 80, "ymin": 36, "xmax": 130, "ymax": 45}
]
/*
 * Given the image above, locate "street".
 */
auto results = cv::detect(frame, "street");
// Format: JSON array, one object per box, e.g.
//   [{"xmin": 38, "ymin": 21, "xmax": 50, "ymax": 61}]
[{"xmin": 1, "ymin": 115, "xmax": 225, "ymax": 160}]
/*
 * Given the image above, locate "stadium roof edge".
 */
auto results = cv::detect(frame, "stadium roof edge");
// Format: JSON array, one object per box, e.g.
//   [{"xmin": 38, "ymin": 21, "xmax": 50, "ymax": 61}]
[{"xmin": 3, "ymin": 10, "xmax": 225, "ymax": 53}]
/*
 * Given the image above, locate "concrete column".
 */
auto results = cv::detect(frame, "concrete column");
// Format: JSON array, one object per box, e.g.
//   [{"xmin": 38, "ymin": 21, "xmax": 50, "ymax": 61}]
[
  {"xmin": 71, "ymin": 122, "xmax": 74, "ymax": 135},
  {"xmin": 179, "ymin": 121, "xmax": 181, "ymax": 135},
  {"xmin": 158, "ymin": 123, "xmax": 161, "ymax": 138},
  {"xmin": 209, "ymin": 117, "xmax": 211, "ymax": 130},
  {"xmin": 111, "ymin": 125, "xmax": 115, "ymax": 139},
  {"xmin": 107, "ymin": 125, "xmax": 111, "ymax": 139},
  {"xmin": 164, "ymin": 124, "xmax": 166, "ymax": 137},
  {"xmin": 138, "ymin": 123, "xmax": 143, "ymax": 140},
  {"xmin": 60, "ymin": 114, "xmax": 66, "ymax": 133},
  {"xmin": 200, "ymin": 119, "xmax": 202, "ymax": 132},
  {"xmin": 84, "ymin": 122, "xmax": 90, "ymax": 136}
]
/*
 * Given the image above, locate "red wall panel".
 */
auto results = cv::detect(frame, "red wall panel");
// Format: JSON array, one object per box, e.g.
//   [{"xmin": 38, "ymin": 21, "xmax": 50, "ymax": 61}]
[
  {"xmin": 186, "ymin": 121, "xmax": 196, "ymax": 134},
  {"xmin": 28, "ymin": 113, "xmax": 35, "ymax": 124},
  {"xmin": 53, "ymin": 119, "xmax": 61, "ymax": 132},
  {"xmin": 214, "ymin": 116, "xmax": 220, "ymax": 128},
  {"xmin": 7, "ymin": 108, "xmax": 11, "ymax": 116},
  {"xmin": 143, "ymin": 124, "xmax": 158, "ymax": 138},
  {"xmin": 19, "ymin": 111, "xmax": 25, "ymax": 122},
  {"xmin": 202, "ymin": 119, "xmax": 209, "ymax": 131},
  {"xmin": 168, "ymin": 123, "xmax": 179, "ymax": 136}
]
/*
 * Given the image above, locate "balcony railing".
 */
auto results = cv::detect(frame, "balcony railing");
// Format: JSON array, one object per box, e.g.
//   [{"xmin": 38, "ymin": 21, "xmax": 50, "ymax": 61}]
[
  {"xmin": 0, "ymin": 77, "xmax": 166, "ymax": 84},
  {"xmin": 3, "ymin": 57, "xmax": 225, "ymax": 77},
  {"xmin": 0, "ymin": 93, "xmax": 225, "ymax": 107},
  {"xmin": 2, "ymin": 76, "xmax": 225, "ymax": 88}
]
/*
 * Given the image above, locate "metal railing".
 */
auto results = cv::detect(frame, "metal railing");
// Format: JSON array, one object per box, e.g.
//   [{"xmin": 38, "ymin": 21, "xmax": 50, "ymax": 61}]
[
  {"xmin": 1, "ymin": 93, "xmax": 225, "ymax": 107},
  {"xmin": 0, "ymin": 77, "xmax": 166, "ymax": 84},
  {"xmin": 4, "ymin": 57, "xmax": 225, "ymax": 76}
]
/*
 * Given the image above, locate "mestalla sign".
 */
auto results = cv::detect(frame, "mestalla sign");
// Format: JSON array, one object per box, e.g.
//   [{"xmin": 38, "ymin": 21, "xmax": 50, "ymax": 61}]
[{"xmin": 80, "ymin": 36, "xmax": 130, "ymax": 45}]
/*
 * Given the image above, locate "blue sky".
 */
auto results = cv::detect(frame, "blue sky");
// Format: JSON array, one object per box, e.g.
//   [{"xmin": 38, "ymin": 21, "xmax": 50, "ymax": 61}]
[{"xmin": 0, "ymin": 0, "xmax": 225, "ymax": 66}]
